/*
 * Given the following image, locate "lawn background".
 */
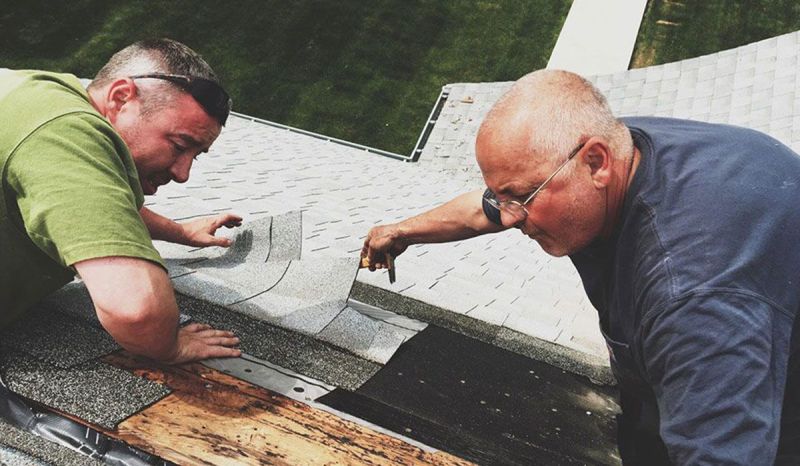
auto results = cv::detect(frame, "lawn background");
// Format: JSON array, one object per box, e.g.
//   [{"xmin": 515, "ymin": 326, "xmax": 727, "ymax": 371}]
[
  {"xmin": 4, "ymin": 1, "xmax": 800, "ymax": 153},
  {"xmin": 0, "ymin": 0, "xmax": 570, "ymax": 154},
  {"xmin": 632, "ymin": 0, "xmax": 800, "ymax": 68}
]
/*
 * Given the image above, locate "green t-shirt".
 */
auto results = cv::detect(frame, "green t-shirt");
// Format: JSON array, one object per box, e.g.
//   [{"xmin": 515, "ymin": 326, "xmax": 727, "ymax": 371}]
[{"xmin": 0, "ymin": 70, "xmax": 164, "ymax": 326}]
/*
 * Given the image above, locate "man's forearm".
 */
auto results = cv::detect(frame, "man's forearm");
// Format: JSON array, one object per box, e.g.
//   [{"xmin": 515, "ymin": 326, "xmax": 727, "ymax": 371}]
[
  {"xmin": 396, "ymin": 189, "xmax": 505, "ymax": 244},
  {"xmin": 140, "ymin": 206, "xmax": 186, "ymax": 243},
  {"xmin": 75, "ymin": 256, "xmax": 181, "ymax": 361},
  {"xmin": 363, "ymin": 190, "xmax": 506, "ymax": 266}
]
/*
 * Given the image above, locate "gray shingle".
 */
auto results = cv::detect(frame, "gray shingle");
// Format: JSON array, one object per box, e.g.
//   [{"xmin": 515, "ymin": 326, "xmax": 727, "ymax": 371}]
[
  {"xmin": 368, "ymin": 325, "xmax": 411, "ymax": 364},
  {"xmin": 269, "ymin": 210, "xmax": 302, "ymax": 261},
  {"xmin": 172, "ymin": 261, "xmax": 291, "ymax": 307},
  {"xmin": 178, "ymin": 294, "xmax": 380, "ymax": 391},
  {"xmin": 199, "ymin": 215, "xmax": 273, "ymax": 265},
  {"xmin": 230, "ymin": 257, "xmax": 358, "ymax": 335},
  {"xmin": 316, "ymin": 306, "xmax": 415, "ymax": 364},
  {"xmin": 38, "ymin": 282, "xmax": 97, "ymax": 326},
  {"xmin": 0, "ymin": 351, "xmax": 170, "ymax": 430},
  {"xmin": 0, "ymin": 419, "xmax": 101, "ymax": 466},
  {"xmin": 0, "ymin": 445, "xmax": 49, "ymax": 466},
  {"xmin": 0, "ymin": 307, "xmax": 118, "ymax": 369},
  {"xmin": 317, "ymin": 307, "xmax": 381, "ymax": 357}
]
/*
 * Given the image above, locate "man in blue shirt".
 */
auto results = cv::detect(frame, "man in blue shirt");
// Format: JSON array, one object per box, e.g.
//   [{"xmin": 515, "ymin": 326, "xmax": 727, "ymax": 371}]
[{"xmin": 363, "ymin": 69, "xmax": 800, "ymax": 464}]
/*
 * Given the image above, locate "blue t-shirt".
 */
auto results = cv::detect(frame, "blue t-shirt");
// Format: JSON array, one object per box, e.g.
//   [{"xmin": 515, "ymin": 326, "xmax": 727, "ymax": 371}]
[{"xmin": 485, "ymin": 117, "xmax": 800, "ymax": 464}]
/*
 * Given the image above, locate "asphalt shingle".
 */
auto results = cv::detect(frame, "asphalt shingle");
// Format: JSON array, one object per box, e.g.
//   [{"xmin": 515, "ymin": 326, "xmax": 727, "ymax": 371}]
[
  {"xmin": 0, "ymin": 307, "xmax": 119, "ymax": 369},
  {"xmin": 0, "ymin": 419, "xmax": 101, "ymax": 466},
  {"xmin": 0, "ymin": 351, "xmax": 170, "ymax": 430},
  {"xmin": 178, "ymin": 294, "xmax": 380, "ymax": 391},
  {"xmin": 230, "ymin": 257, "xmax": 358, "ymax": 335}
]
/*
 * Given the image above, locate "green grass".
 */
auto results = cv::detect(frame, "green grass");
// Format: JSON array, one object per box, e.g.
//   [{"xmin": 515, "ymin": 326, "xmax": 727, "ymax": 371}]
[
  {"xmin": 632, "ymin": 0, "xmax": 800, "ymax": 68},
  {"xmin": 0, "ymin": 0, "xmax": 570, "ymax": 154}
]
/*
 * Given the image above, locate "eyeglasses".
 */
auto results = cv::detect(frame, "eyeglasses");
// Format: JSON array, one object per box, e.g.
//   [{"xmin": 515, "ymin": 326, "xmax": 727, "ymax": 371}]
[
  {"xmin": 486, "ymin": 142, "xmax": 584, "ymax": 224},
  {"xmin": 129, "ymin": 73, "xmax": 231, "ymax": 125}
]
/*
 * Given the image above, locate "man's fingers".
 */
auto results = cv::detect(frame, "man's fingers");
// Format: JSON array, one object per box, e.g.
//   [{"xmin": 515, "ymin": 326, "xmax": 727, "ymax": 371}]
[
  {"xmin": 197, "ymin": 234, "xmax": 232, "ymax": 248},
  {"xmin": 214, "ymin": 236, "xmax": 233, "ymax": 247},
  {"xmin": 183, "ymin": 322, "xmax": 211, "ymax": 332},
  {"xmin": 186, "ymin": 326, "xmax": 235, "ymax": 337},
  {"xmin": 169, "ymin": 324, "xmax": 242, "ymax": 364},
  {"xmin": 201, "ymin": 336, "xmax": 240, "ymax": 346},
  {"xmin": 194, "ymin": 328, "xmax": 237, "ymax": 338},
  {"xmin": 215, "ymin": 213, "xmax": 243, "ymax": 229},
  {"xmin": 202, "ymin": 346, "xmax": 242, "ymax": 359}
]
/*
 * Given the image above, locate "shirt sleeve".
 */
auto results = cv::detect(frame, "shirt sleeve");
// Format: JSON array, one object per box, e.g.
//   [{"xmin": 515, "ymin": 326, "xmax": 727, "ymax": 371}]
[
  {"xmin": 482, "ymin": 188, "xmax": 502, "ymax": 225},
  {"xmin": 642, "ymin": 290, "xmax": 792, "ymax": 465},
  {"xmin": 5, "ymin": 112, "xmax": 164, "ymax": 268}
]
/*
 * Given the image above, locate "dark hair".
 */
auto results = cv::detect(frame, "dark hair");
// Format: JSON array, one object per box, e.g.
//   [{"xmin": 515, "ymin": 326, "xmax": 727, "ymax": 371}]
[{"xmin": 89, "ymin": 38, "xmax": 231, "ymax": 124}]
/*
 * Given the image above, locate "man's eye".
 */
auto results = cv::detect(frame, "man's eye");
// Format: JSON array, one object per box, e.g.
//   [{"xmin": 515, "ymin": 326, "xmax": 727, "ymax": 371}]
[
  {"xmin": 518, "ymin": 188, "xmax": 539, "ymax": 201},
  {"xmin": 172, "ymin": 142, "xmax": 186, "ymax": 152}
]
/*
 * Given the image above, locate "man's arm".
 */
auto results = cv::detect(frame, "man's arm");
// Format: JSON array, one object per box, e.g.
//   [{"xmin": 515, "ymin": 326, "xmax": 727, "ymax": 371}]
[
  {"xmin": 75, "ymin": 256, "xmax": 241, "ymax": 363},
  {"xmin": 362, "ymin": 189, "xmax": 506, "ymax": 269},
  {"xmin": 140, "ymin": 207, "xmax": 242, "ymax": 247},
  {"xmin": 643, "ymin": 292, "xmax": 792, "ymax": 464}
]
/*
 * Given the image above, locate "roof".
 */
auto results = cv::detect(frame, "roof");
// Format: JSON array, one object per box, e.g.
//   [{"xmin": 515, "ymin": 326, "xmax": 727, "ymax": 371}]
[
  {"xmin": 419, "ymin": 30, "xmax": 800, "ymax": 181},
  {"xmin": 4, "ymin": 28, "xmax": 800, "ymax": 465}
]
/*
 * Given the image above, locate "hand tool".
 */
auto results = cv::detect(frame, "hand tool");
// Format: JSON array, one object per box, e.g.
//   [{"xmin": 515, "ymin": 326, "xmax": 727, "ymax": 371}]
[{"xmin": 359, "ymin": 254, "xmax": 396, "ymax": 284}]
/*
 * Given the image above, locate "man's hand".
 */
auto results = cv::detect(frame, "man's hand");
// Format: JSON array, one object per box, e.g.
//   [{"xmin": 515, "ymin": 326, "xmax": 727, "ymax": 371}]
[
  {"xmin": 360, "ymin": 190, "xmax": 506, "ymax": 272},
  {"xmin": 77, "ymin": 256, "xmax": 243, "ymax": 364},
  {"xmin": 164, "ymin": 323, "xmax": 241, "ymax": 364},
  {"xmin": 362, "ymin": 223, "xmax": 408, "ymax": 270},
  {"xmin": 180, "ymin": 213, "xmax": 243, "ymax": 247},
  {"xmin": 140, "ymin": 207, "xmax": 242, "ymax": 247}
]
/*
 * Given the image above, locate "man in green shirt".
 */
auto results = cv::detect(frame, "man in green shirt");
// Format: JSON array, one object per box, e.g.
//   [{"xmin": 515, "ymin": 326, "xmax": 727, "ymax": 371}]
[{"xmin": 0, "ymin": 39, "xmax": 242, "ymax": 364}]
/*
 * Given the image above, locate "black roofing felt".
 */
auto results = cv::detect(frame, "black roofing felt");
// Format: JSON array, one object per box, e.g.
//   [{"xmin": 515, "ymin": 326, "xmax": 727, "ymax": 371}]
[
  {"xmin": 320, "ymin": 325, "xmax": 620, "ymax": 465},
  {"xmin": 177, "ymin": 293, "xmax": 381, "ymax": 391},
  {"xmin": 351, "ymin": 281, "xmax": 614, "ymax": 384}
]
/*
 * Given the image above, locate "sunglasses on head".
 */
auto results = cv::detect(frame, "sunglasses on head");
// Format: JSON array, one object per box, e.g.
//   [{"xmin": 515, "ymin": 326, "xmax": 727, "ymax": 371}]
[{"xmin": 129, "ymin": 73, "xmax": 231, "ymax": 125}]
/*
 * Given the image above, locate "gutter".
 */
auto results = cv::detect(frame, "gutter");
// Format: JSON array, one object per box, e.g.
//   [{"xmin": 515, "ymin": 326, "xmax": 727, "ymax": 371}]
[
  {"xmin": 230, "ymin": 85, "xmax": 450, "ymax": 164},
  {"xmin": 230, "ymin": 111, "xmax": 413, "ymax": 162},
  {"xmin": 409, "ymin": 86, "xmax": 449, "ymax": 162}
]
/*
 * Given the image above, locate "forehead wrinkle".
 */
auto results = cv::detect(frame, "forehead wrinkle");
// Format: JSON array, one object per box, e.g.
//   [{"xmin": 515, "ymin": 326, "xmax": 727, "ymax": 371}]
[{"xmin": 171, "ymin": 113, "xmax": 219, "ymax": 148}]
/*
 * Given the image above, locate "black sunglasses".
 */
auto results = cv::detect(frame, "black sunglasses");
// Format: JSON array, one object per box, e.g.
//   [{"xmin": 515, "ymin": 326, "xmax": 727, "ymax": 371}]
[{"xmin": 129, "ymin": 73, "xmax": 231, "ymax": 125}]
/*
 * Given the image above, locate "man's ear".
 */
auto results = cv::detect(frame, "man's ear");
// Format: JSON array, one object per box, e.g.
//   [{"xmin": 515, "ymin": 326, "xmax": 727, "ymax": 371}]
[
  {"xmin": 104, "ymin": 78, "xmax": 137, "ymax": 124},
  {"xmin": 581, "ymin": 137, "xmax": 612, "ymax": 189}
]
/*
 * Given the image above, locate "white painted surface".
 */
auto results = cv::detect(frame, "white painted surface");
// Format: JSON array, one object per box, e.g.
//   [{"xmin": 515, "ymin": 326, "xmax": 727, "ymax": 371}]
[{"xmin": 547, "ymin": 0, "xmax": 648, "ymax": 75}]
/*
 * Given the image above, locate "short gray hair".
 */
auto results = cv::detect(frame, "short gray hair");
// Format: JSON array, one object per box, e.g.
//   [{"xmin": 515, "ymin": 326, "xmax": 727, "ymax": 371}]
[{"xmin": 88, "ymin": 38, "xmax": 229, "ymax": 120}]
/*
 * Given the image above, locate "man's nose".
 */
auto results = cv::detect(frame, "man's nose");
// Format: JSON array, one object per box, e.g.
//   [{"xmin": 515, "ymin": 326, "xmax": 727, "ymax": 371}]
[
  {"xmin": 500, "ymin": 210, "xmax": 526, "ymax": 229},
  {"xmin": 171, "ymin": 155, "xmax": 193, "ymax": 183}
]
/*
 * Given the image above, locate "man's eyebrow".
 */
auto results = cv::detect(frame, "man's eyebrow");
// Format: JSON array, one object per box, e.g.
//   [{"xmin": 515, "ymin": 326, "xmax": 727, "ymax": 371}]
[
  {"xmin": 175, "ymin": 133, "xmax": 212, "ymax": 152},
  {"xmin": 175, "ymin": 134, "xmax": 203, "ymax": 146},
  {"xmin": 496, "ymin": 184, "xmax": 538, "ymax": 200}
]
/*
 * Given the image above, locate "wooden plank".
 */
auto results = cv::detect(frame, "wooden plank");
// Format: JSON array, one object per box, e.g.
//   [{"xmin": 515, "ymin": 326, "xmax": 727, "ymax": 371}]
[{"xmin": 102, "ymin": 352, "xmax": 472, "ymax": 466}]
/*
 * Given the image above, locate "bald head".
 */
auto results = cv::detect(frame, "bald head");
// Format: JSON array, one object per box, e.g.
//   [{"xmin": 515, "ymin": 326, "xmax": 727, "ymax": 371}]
[{"xmin": 476, "ymin": 70, "xmax": 630, "ymax": 177}]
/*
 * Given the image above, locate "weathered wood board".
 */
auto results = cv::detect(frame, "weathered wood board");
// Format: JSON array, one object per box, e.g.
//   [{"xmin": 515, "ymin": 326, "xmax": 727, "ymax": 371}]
[{"xmin": 101, "ymin": 352, "xmax": 471, "ymax": 465}]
